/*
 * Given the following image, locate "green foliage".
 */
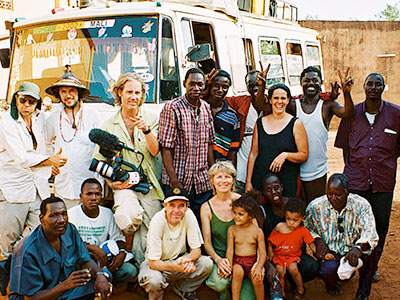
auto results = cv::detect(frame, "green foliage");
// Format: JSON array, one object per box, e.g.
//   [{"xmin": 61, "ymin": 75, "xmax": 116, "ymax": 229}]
[
  {"xmin": 376, "ymin": 2, "xmax": 400, "ymax": 21},
  {"xmin": 260, "ymin": 40, "xmax": 279, "ymax": 55},
  {"xmin": 304, "ymin": 14, "xmax": 319, "ymax": 21}
]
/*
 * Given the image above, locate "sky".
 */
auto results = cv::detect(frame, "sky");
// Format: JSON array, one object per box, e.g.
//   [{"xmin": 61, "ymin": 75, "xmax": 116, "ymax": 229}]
[{"xmin": 291, "ymin": 0, "xmax": 398, "ymax": 20}]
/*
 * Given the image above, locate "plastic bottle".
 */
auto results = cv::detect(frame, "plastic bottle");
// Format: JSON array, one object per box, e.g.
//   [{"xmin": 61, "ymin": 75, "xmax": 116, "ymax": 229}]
[{"xmin": 270, "ymin": 275, "xmax": 284, "ymax": 300}]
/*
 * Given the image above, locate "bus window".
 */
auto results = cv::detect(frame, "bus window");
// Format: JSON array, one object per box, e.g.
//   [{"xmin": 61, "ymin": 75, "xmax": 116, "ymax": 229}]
[
  {"xmin": 160, "ymin": 17, "xmax": 180, "ymax": 101},
  {"xmin": 286, "ymin": 42, "xmax": 303, "ymax": 86},
  {"xmin": 259, "ymin": 38, "xmax": 285, "ymax": 86},
  {"xmin": 243, "ymin": 38, "xmax": 255, "ymax": 73},
  {"xmin": 8, "ymin": 16, "xmax": 159, "ymax": 105},
  {"xmin": 305, "ymin": 44, "xmax": 322, "ymax": 70},
  {"xmin": 181, "ymin": 19, "xmax": 219, "ymax": 74},
  {"xmin": 238, "ymin": 0, "xmax": 251, "ymax": 12}
]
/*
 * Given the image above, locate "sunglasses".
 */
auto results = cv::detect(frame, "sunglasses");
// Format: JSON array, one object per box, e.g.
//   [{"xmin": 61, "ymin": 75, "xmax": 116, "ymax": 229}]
[
  {"xmin": 338, "ymin": 215, "xmax": 344, "ymax": 233},
  {"xmin": 19, "ymin": 96, "xmax": 38, "ymax": 105}
]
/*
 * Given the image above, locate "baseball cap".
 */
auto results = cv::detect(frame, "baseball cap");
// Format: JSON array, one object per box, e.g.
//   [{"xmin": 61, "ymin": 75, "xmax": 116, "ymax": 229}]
[
  {"xmin": 164, "ymin": 187, "xmax": 190, "ymax": 204},
  {"xmin": 17, "ymin": 82, "xmax": 41, "ymax": 100}
]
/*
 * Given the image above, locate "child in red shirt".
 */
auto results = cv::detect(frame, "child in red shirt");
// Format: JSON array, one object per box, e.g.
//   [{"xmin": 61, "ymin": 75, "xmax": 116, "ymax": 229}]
[{"xmin": 268, "ymin": 198, "xmax": 316, "ymax": 299}]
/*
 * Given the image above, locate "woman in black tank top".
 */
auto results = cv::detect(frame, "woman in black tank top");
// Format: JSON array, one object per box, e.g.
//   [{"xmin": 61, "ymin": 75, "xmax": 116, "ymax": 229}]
[{"xmin": 245, "ymin": 84, "xmax": 308, "ymax": 197}]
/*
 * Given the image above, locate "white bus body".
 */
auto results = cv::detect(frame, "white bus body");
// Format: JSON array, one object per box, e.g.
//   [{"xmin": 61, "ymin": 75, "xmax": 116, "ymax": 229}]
[{"xmin": 2, "ymin": 0, "xmax": 324, "ymax": 117}]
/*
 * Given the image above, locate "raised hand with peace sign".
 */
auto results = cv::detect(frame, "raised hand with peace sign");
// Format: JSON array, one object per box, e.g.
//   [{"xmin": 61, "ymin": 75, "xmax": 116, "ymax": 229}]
[{"xmin": 338, "ymin": 67, "xmax": 354, "ymax": 94}]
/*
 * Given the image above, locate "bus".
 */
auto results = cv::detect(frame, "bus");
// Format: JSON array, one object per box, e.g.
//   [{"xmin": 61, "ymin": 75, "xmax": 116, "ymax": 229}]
[{"xmin": 0, "ymin": 0, "xmax": 324, "ymax": 116}]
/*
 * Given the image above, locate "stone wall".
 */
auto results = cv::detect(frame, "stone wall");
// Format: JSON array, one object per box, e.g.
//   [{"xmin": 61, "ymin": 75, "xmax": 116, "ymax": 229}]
[{"xmin": 299, "ymin": 21, "xmax": 400, "ymax": 128}]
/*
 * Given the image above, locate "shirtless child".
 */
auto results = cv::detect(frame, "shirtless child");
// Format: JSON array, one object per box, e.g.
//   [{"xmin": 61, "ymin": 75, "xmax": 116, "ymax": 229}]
[{"xmin": 226, "ymin": 194, "xmax": 266, "ymax": 300}]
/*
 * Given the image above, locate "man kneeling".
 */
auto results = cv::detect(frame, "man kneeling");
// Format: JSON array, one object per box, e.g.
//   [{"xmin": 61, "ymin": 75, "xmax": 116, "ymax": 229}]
[
  {"xmin": 304, "ymin": 174, "xmax": 379, "ymax": 300},
  {"xmin": 68, "ymin": 178, "xmax": 137, "ymax": 286},
  {"xmin": 9, "ymin": 197, "xmax": 111, "ymax": 300},
  {"xmin": 138, "ymin": 187, "xmax": 213, "ymax": 300}
]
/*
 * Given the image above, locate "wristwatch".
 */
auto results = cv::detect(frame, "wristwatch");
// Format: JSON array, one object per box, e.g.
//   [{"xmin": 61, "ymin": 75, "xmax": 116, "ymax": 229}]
[
  {"xmin": 143, "ymin": 128, "xmax": 151, "ymax": 135},
  {"xmin": 96, "ymin": 271, "xmax": 111, "ymax": 281},
  {"xmin": 353, "ymin": 244, "xmax": 363, "ymax": 254}
]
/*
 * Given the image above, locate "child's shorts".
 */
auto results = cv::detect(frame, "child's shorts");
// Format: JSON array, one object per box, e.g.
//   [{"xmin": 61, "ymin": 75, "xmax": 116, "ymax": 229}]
[
  {"xmin": 272, "ymin": 255, "xmax": 300, "ymax": 268},
  {"xmin": 233, "ymin": 254, "xmax": 257, "ymax": 277}
]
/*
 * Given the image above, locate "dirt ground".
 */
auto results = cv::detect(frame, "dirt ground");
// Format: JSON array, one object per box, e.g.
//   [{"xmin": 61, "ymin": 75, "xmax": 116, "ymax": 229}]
[
  {"xmin": 2, "ymin": 130, "xmax": 399, "ymax": 300},
  {"xmin": 111, "ymin": 130, "xmax": 400, "ymax": 299}
]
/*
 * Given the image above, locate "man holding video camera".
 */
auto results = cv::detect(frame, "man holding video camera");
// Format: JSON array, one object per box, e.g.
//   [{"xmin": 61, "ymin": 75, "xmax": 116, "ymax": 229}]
[{"xmin": 93, "ymin": 73, "xmax": 164, "ymax": 266}]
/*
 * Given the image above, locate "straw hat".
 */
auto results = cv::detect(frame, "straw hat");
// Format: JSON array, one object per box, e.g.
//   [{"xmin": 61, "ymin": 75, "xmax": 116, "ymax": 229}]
[{"xmin": 45, "ymin": 65, "xmax": 90, "ymax": 98}]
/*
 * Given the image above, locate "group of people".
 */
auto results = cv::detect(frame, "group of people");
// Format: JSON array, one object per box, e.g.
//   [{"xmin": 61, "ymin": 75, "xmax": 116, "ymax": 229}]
[{"xmin": 0, "ymin": 61, "xmax": 398, "ymax": 300}]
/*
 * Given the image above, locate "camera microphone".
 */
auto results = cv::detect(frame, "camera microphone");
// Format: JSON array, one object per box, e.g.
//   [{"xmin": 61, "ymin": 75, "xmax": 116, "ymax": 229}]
[{"xmin": 89, "ymin": 128, "xmax": 139, "ymax": 153}]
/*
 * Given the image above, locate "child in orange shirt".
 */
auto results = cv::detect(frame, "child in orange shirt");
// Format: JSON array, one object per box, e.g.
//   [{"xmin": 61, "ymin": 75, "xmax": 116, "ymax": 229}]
[
  {"xmin": 268, "ymin": 198, "xmax": 316, "ymax": 299},
  {"xmin": 226, "ymin": 194, "xmax": 267, "ymax": 300}
]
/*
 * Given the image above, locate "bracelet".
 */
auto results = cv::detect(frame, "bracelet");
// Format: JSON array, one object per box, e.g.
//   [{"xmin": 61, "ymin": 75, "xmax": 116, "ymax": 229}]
[
  {"xmin": 96, "ymin": 271, "xmax": 111, "ymax": 281},
  {"xmin": 120, "ymin": 249, "xmax": 128, "ymax": 255},
  {"xmin": 143, "ymin": 128, "xmax": 151, "ymax": 135}
]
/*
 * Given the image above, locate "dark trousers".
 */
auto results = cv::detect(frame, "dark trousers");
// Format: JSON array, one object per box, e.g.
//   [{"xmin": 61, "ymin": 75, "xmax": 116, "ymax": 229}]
[
  {"xmin": 188, "ymin": 185, "xmax": 213, "ymax": 222},
  {"xmin": 301, "ymin": 173, "xmax": 327, "ymax": 205},
  {"xmin": 72, "ymin": 294, "xmax": 95, "ymax": 300},
  {"xmin": 319, "ymin": 252, "xmax": 377, "ymax": 298},
  {"xmin": 350, "ymin": 188, "xmax": 393, "ymax": 264}
]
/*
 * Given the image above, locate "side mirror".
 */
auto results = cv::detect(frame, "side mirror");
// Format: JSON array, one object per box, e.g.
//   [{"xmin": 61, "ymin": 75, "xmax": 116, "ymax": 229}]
[
  {"xmin": 185, "ymin": 44, "xmax": 212, "ymax": 62},
  {"xmin": 0, "ymin": 48, "xmax": 10, "ymax": 68}
]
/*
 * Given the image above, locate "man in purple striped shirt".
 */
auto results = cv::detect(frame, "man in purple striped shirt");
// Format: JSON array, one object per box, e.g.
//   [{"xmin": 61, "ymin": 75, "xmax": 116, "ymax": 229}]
[
  {"xmin": 158, "ymin": 68, "xmax": 215, "ymax": 220},
  {"xmin": 335, "ymin": 73, "xmax": 400, "ymax": 288}
]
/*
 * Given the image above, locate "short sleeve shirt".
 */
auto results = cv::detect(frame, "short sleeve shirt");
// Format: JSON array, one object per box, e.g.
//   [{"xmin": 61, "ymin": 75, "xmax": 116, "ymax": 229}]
[
  {"xmin": 268, "ymin": 226, "xmax": 314, "ymax": 258},
  {"xmin": 68, "ymin": 205, "xmax": 125, "ymax": 246},
  {"xmin": 304, "ymin": 194, "xmax": 379, "ymax": 256},
  {"xmin": 146, "ymin": 208, "xmax": 203, "ymax": 261},
  {"xmin": 335, "ymin": 101, "xmax": 400, "ymax": 192},
  {"xmin": 158, "ymin": 96, "xmax": 215, "ymax": 193},
  {"xmin": 93, "ymin": 108, "xmax": 164, "ymax": 201},
  {"xmin": 9, "ymin": 224, "xmax": 91, "ymax": 299},
  {"xmin": 212, "ymin": 101, "xmax": 240, "ymax": 160}
]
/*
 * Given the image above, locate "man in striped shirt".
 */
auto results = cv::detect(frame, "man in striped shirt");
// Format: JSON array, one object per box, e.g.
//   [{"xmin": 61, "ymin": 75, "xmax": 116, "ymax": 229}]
[{"xmin": 205, "ymin": 70, "xmax": 240, "ymax": 164}]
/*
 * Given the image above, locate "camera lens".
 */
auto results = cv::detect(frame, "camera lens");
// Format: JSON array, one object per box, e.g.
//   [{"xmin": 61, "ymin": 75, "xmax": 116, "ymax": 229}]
[{"xmin": 89, "ymin": 159, "xmax": 114, "ymax": 179}]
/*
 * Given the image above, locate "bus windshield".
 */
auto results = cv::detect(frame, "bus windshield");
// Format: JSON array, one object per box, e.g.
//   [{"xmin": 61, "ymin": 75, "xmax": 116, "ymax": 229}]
[{"xmin": 8, "ymin": 15, "xmax": 159, "ymax": 105}]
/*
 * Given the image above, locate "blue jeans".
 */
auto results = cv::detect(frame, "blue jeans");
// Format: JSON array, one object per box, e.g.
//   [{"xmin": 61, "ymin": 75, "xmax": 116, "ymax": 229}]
[
  {"xmin": 188, "ymin": 186, "xmax": 213, "ymax": 222},
  {"xmin": 103, "ymin": 261, "xmax": 138, "ymax": 286},
  {"xmin": 319, "ymin": 252, "xmax": 377, "ymax": 298}
]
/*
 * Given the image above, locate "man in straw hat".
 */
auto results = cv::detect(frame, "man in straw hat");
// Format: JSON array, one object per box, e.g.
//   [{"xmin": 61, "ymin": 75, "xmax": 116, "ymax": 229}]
[
  {"xmin": 45, "ymin": 65, "xmax": 102, "ymax": 208},
  {"xmin": 0, "ymin": 82, "xmax": 67, "ymax": 295}
]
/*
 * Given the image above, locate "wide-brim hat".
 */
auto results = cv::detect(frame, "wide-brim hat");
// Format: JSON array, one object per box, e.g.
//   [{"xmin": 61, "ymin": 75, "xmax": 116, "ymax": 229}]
[
  {"xmin": 163, "ymin": 187, "xmax": 190, "ymax": 204},
  {"xmin": 45, "ymin": 65, "xmax": 90, "ymax": 98}
]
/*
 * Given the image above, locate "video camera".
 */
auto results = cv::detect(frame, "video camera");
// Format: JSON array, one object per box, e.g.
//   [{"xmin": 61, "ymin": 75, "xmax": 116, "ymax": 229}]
[{"xmin": 88, "ymin": 129, "xmax": 151, "ymax": 194}]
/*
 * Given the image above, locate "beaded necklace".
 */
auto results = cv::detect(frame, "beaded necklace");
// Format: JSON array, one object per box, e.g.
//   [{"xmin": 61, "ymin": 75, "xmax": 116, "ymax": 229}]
[{"xmin": 59, "ymin": 110, "xmax": 82, "ymax": 143}]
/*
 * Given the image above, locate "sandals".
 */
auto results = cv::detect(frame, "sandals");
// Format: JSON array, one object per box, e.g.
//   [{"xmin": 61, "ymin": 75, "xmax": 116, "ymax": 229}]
[
  {"xmin": 326, "ymin": 283, "xmax": 341, "ymax": 296},
  {"xmin": 372, "ymin": 271, "xmax": 381, "ymax": 283},
  {"xmin": 289, "ymin": 287, "xmax": 306, "ymax": 300}
]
